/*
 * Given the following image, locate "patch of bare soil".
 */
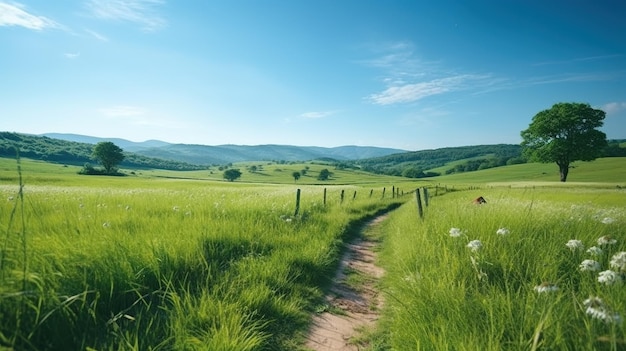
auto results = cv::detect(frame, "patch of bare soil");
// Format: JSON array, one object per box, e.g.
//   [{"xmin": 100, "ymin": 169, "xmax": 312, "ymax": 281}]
[{"xmin": 304, "ymin": 215, "xmax": 388, "ymax": 351}]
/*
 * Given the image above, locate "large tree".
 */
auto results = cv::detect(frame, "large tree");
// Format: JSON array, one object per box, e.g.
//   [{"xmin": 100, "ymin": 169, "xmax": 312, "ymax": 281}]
[
  {"xmin": 520, "ymin": 102, "xmax": 607, "ymax": 182},
  {"xmin": 92, "ymin": 141, "xmax": 125, "ymax": 174}
]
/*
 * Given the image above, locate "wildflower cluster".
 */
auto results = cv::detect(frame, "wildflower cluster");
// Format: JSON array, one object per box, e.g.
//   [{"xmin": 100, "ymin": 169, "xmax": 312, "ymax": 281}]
[
  {"xmin": 569, "ymin": 236, "xmax": 623, "ymax": 283},
  {"xmin": 567, "ymin": 236, "xmax": 625, "ymax": 324},
  {"xmin": 584, "ymin": 297, "xmax": 622, "ymax": 324}
]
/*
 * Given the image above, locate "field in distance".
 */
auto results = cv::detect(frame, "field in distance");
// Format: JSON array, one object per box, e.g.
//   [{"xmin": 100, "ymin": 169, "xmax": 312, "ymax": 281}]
[{"xmin": 1, "ymin": 156, "xmax": 624, "ymax": 188}]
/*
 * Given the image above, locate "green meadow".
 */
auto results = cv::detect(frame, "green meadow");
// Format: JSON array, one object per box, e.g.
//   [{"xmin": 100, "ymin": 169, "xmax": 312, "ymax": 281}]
[{"xmin": 1, "ymin": 156, "xmax": 625, "ymax": 350}]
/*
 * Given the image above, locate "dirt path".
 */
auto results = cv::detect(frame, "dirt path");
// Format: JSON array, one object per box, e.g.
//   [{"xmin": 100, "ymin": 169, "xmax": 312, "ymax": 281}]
[{"xmin": 303, "ymin": 214, "xmax": 388, "ymax": 351}]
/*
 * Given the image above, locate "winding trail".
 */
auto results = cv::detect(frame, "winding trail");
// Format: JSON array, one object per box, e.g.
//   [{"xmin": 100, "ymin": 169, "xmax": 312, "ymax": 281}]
[{"xmin": 304, "ymin": 214, "xmax": 388, "ymax": 351}]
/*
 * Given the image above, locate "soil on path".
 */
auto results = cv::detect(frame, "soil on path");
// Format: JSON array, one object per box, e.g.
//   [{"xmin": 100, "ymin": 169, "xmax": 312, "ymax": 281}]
[{"xmin": 303, "ymin": 214, "xmax": 388, "ymax": 351}]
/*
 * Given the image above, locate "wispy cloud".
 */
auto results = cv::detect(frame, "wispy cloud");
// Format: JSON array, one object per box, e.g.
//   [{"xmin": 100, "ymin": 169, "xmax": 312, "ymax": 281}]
[
  {"xmin": 0, "ymin": 2, "xmax": 59, "ymax": 30},
  {"xmin": 85, "ymin": 28, "xmax": 109, "ymax": 41},
  {"xmin": 300, "ymin": 110, "xmax": 337, "ymax": 119},
  {"xmin": 363, "ymin": 41, "xmax": 493, "ymax": 105},
  {"xmin": 533, "ymin": 54, "xmax": 624, "ymax": 67},
  {"xmin": 601, "ymin": 102, "xmax": 626, "ymax": 116},
  {"xmin": 64, "ymin": 52, "xmax": 80, "ymax": 59},
  {"xmin": 368, "ymin": 74, "xmax": 490, "ymax": 105},
  {"xmin": 525, "ymin": 72, "xmax": 620, "ymax": 86},
  {"xmin": 86, "ymin": 0, "xmax": 166, "ymax": 31}
]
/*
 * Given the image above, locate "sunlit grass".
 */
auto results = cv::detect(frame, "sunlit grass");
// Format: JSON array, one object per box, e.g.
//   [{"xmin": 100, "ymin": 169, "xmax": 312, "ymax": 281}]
[
  {"xmin": 376, "ymin": 187, "xmax": 626, "ymax": 350},
  {"xmin": 0, "ymin": 161, "xmax": 406, "ymax": 350}
]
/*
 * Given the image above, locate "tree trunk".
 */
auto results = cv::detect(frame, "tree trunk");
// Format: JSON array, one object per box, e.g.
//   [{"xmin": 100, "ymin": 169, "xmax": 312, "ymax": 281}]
[{"xmin": 558, "ymin": 162, "xmax": 569, "ymax": 182}]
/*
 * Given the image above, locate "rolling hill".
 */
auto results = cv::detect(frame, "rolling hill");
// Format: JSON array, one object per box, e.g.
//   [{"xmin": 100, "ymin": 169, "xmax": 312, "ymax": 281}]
[{"xmin": 42, "ymin": 133, "xmax": 407, "ymax": 164}]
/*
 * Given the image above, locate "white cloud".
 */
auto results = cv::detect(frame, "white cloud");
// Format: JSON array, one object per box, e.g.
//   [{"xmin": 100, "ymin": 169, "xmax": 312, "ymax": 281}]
[
  {"xmin": 601, "ymin": 102, "xmax": 626, "ymax": 116},
  {"xmin": 64, "ymin": 52, "xmax": 80, "ymax": 59},
  {"xmin": 368, "ymin": 75, "xmax": 486, "ymax": 105},
  {"xmin": 85, "ymin": 28, "xmax": 109, "ymax": 41},
  {"xmin": 300, "ymin": 111, "xmax": 337, "ymax": 119},
  {"xmin": 86, "ymin": 0, "xmax": 166, "ymax": 31},
  {"xmin": 363, "ymin": 41, "xmax": 492, "ymax": 105},
  {"xmin": 0, "ymin": 2, "xmax": 59, "ymax": 30}
]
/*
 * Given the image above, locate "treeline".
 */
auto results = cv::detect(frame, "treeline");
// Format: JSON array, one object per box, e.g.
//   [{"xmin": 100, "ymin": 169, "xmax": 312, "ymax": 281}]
[
  {"xmin": 0, "ymin": 132, "xmax": 205, "ymax": 171},
  {"xmin": 346, "ymin": 141, "xmax": 626, "ymax": 178},
  {"xmin": 349, "ymin": 144, "xmax": 523, "ymax": 177}
]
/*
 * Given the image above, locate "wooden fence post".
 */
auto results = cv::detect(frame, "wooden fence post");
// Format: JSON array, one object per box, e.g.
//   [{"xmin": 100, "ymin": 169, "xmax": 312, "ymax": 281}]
[
  {"xmin": 369, "ymin": 189, "xmax": 374, "ymax": 198},
  {"xmin": 294, "ymin": 188, "xmax": 301, "ymax": 216},
  {"xmin": 353, "ymin": 190, "xmax": 357, "ymax": 200},
  {"xmin": 415, "ymin": 188, "xmax": 424, "ymax": 219},
  {"xmin": 340, "ymin": 189, "xmax": 345, "ymax": 203},
  {"xmin": 323, "ymin": 188, "xmax": 327, "ymax": 206},
  {"xmin": 382, "ymin": 187, "xmax": 386, "ymax": 198},
  {"xmin": 423, "ymin": 187, "xmax": 429, "ymax": 207},
  {"xmin": 392, "ymin": 186, "xmax": 395, "ymax": 198}
]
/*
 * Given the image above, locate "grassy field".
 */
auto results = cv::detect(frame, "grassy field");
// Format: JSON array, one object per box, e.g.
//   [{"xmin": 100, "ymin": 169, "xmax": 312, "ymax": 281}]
[
  {"xmin": 0, "ymin": 157, "xmax": 408, "ymax": 350},
  {"xmin": 373, "ymin": 186, "xmax": 625, "ymax": 350},
  {"xmin": 0, "ymin": 156, "xmax": 624, "ymax": 350}
]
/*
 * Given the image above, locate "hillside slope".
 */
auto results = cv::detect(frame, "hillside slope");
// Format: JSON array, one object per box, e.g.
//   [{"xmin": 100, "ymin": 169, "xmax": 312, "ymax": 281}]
[{"xmin": 42, "ymin": 133, "xmax": 407, "ymax": 164}]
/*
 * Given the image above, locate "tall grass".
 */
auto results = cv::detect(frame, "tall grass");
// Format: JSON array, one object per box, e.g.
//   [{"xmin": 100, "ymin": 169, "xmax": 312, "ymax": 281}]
[
  {"xmin": 376, "ymin": 188, "xmax": 625, "ymax": 350},
  {"xmin": 0, "ymin": 162, "xmax": 405, "ymax": 350}
]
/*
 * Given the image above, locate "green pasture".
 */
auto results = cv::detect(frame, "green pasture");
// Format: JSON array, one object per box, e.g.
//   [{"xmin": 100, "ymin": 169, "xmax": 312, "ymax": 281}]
[
  {"xmin": 0, "ymin": 157, "xmax": 408, "ymax": 350},
  {"xmin": 432, "ymin": 157, "xmax": 626, "ymax": 186},
  {"xmin": 375, "ymin": 187, "xmax": 625, "ymax": 350},
  {"xmin": 1, "ymin": 155, "xmax": 625, "ymax": 350}
]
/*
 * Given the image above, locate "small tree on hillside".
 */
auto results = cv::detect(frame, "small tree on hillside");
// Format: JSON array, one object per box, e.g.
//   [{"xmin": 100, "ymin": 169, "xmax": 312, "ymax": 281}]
[
  {"xmin": 92, "ymin": 141, "xmax": 125, "ymax": 174},
  {"xmin": 317, "ymin": 168, "xmax": 332, "ymax": 181},
  {"xmin": 292, "ymin": 171, "xmax": 301, "ymax": 182},
  {"xmin": 520, "ymin": 102, "xmax": 607, "ymax": 182},
  {"xmin": 223, "ymin": 169, "xmax": 242, "ymax": 182}
]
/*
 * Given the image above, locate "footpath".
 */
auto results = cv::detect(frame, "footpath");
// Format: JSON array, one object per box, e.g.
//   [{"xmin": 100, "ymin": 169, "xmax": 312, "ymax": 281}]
[{"xmin": 304, "ymin": 214, "xmax": 388, "ymax": 351}]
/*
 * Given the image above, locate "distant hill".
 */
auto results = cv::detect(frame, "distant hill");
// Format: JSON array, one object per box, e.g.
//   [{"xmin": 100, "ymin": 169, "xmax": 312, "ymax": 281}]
[
  {"xmin": 1, "ymin": 132, "xmax": 204, "ymax": 171},
  {"xmin": 41, "ymin": 133, "xmax": 408, "ymax": 164},
  {"xmin": 3, "ymin": 132, "xmax": 623, "ymax": 176},
  {"xmin": 42, "ymin": 133, "xmax": 170, "ymax": 151}
]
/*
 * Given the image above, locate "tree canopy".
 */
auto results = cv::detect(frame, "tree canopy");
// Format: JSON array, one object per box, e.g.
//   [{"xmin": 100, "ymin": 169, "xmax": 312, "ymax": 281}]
[
  {"xmin": 92, "ymin": 142, "xmax": 125, "ymax": 174},
  {"xmin": 223, "ymin": 169, "xmax": 242, "ymax": 182},
  {"xmin": 317, "ymin": 169, "xmax": 332, "ymax": 181},
  {"xmin": 520, "ymin": 102, "xmax": 607, "ymax": 182},
  {"xmin": 292, "ymin": 171, "xmax": 301, "ymax": 182}
]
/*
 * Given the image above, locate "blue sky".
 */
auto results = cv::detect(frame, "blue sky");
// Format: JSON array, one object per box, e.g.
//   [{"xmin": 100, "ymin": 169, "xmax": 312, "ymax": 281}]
[{"xmin": 1, "ymin": 0, "xmax": 625, "ymax": 151}]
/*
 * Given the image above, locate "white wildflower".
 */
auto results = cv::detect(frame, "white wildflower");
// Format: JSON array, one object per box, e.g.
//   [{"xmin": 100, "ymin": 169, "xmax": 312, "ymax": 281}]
[
  {"xmin": 586, "ymin": 246, "xmax": 603, "ymax": 256},
  {"xmin": 496, "ymin": 227, "xmax": 510, "ymax": 235},
  {"xmin": 601, "ymin": 217, "xmax": 615, "ymax": 224},
  {"xmin": 597, "ymin": 270, "xmax": 622, "ymax": 285},
  {"xmin": 449, "ymin": 227, "xmax": 463, "ymax": 237},
  {"xmin": 534, "ymin": 282, "xmax": 559, "ymax": 293},
  {"xmin": 467, "ymin": 240, "xmax": 482, "ymax": 252},
  {"xmin": 102, "ymin": 222, "xmax": 110, "ymax": 228},
  {"xmin": 584, "ymin": 297, "xmax": 623, "ymax": 324},
  {"xmin": 566, "ymin": 239, "xmax": 584, "ymax": 251},
  {"xmin": 598, "ymin": 235, "xmax": 617, "ymax": 246},
  {"xmin": 172, "ymin": 206, "xmax": 180, "ymax": 211},
  {"xmin": 609, "ymin": 251, "xmax": 626, "ymax": 271},
  {"xmin": 584, "ymin": 296, "xmax": 605, "ymax": 309},
  {"xmin": 579, "ymin": 259, "xmax": 601, "ymax": 272}
]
